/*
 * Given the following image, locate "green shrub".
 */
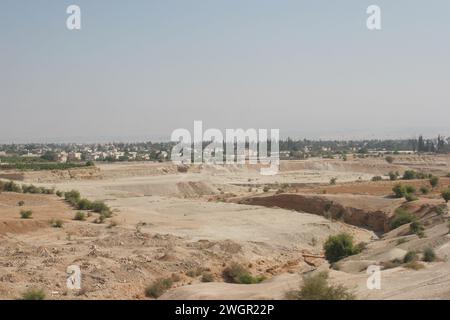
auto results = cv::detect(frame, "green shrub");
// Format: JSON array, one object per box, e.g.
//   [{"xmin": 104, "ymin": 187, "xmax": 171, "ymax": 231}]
[
  {"xmin": 415, "ymin": 172, "xmax": 430, "ymax": 179},
  {"xmin": 388, "ymin": 171, "xmax": 399, "ymax": 181},
  {"xmin": 323, "ymin": 233, "xmax": 359, "ymax": 263},
  {"xmin": 405, "ymin": 185, "xmax": 416, "ymax": 194},
  {"xmin": 436, "ymin": 205, "xmax": 445, "ymax": 215},
  {"xmin": 50, "ymin": 219, "xmax": 63, "ymax": 228},
  {"xmin": 56, "ymin": 190, "xmax": 63, "ymax": 197},
  {"xmin": 330, "ymin": 177, "xmax": 337, "ymax": 185},
  {"xmin": 396, "ymin": 238, "xmax": 408, "ymax": 245},
  {"xmin": 392, "ymin": 184, "xmax": 407, "ymax": 198},
  {"xmin": 429, "ymin": 176, "xmax": 439, "ymax": 188},
  {"xmin": 74, "ymin": 211, "xmax": 86, "ymax": 221},
  {"xmin": 403, "ymin": 251, "xmax": 418, "ymax": 263},
  {"xmin": 3, "ymin": 181, "xmax": 22, "ymax": 193},
  {"xmin": 76, "ymin": 198, "xmax": 92, "ymax": 210},
  {"xmin": 371, "ymin": 176, "xmax": 382, "ymax": 182},
  {"xmin": 186, "ymin": 267, "xmax": 203, "ymax": 278},
  {"xmin": 390, "ymin": 208, "xmax": 415, "ymax": 229},
  {"xmin": 90, "ymin": 201, "xmax": 110, "ymax": 214},
  {"xmin": 222, "ymin": 263, "xmax": 264, "ymax": 284},
  {"xmin": 64, "ymin": 190, "xmax": 81, "ymax": 206},
  {"xmin": 287, "ymin": 272, "xmax": 354, "ymax": 300},
  {"xmin": 263, "ymin": 186, "xmax": 270, "ymax": 192},
  {"xmin": 405, "ymin": 193, "xmax": 418, "ymax": 202},
  {"xmin": 145, "ymin": 278, "xmax": 173, "ymax": 298},
  {"xmin": 17, "ymin": 200, "xmax": 25, "ymax": 206},
  {"xmin": 21, "ymin": 288, "xmax": 46, "ymax": 300},
  {"xmin": 420, "ymin": 186, "xmax": 430, "ymax": 195},
  {"xmin": 441, "ymin": 188, "xmax": 450, "ymax": 203},
  {"xmin": 409, "ymin": 221, "xmax": 425, "ymax": 237},
  {"xmin": 402, "ymin": 170, "xmax": 417, "ymax": 180},
  {"xmin": 20, "ymin": 210, "xmax": 33, "ymax": 219},
  {"xmin": 423, "ymin": 247, "xmax": 436, "ymax": 262}
]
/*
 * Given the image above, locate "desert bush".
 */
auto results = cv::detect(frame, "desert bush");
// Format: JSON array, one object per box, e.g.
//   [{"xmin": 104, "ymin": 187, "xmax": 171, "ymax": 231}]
[
  {"xmin": 262, "ymin": 186, "xmax": 270, "ymax": 192},
  {"xmin": 51, "ymin": 219, "xmax": 63, "ymax": 228},
  {"xmin": 222, "ymin": 263, "xmax": 265, "ymax": 284},
  {"xmin": 329, "ymin": 177, "xmax": 337, "ymax": 185},
  {"xmin": 371, "ymin": 176, "xmax": 382, "ymax": 182},
  {"xmin": 287, "ymin": 272, "xmax": 354, "ymax": 300},
  {"xmin": 90, "ymin": 201, "xmax": 110, "ymax": 213},
  {"xmin": 56, "ymin": 190, "xmax": 63, "ymax": 197},
  {"xmin": 17, "ymin": 200, "xmax": 25, "ymax": 206},
  {"xmin": 447, "ymin": 173, "xmax": 450, "ymax": 178},
  {"xmin": 201, "ymin": 272, "xmax": 215, "ymax": 283},
  {"xmin": 186, "ymin": 267, "xmax": 203, "ymax": 278},
  {"xmin": 74, "ymin": 211, "xmax": 86, "ymax": 221},
  {"xmin": 22, "ymin": 184, "xmax": 41, "ymax": 194},
  {"xmin": 64, "ymin": 190, "xmax": 81, "ymax": 206},
  {"xmin": 20, "ymin": 210, "xmax": 33, "ymax": 219},
  {"xmin": 405, "ymin": 185, "xmax": 416, "ymax": 194},
  {"xmin": 402, "ymin": 170, "xmax": 417, "ymax": 180},
  {"xmin": 21, "ymin": 288, "xmax": 46, "ymax": 300},
  {"xmin": 385, "ymin": 156, "xmax": 394, "ymax": 164},
  {"xmin": 323, "ymin": 233, "xmax": 359, "ymax": 263},
  {"xmin": 388, "ymin": 171, "xmax": 399, "ymax": 181},
  {"xmin": 76, "ymin": 198, "xmax": 92, "ymax": 210},
  {"xmin": 3, "ymin": 181, "xmax": 22, "ymax": 193},
  {"xmin": 409, "ymin": 221, "xmax": 425, "ymax": 237},
  {"xmin": 429, "ymin": 176, "xmax": 439, "ymax": 188},
  {"xmin": 420, "ymin": 186, "xmax": 430, "ymax": 195},
  {"xmin": 405, "ymin": 193, "xmax": 418, "ymax": 202},
  {"xmin": 396, "ymin": 238, "xmax": 409, "ymax": 245},
  {"xmin": 403, "ymin": 251, "xmax": 418, "ymax": 263},
  {"xmin": 145, "ymin": 278, "xmax": 173, "ymax": 298},
  {"xmin": 390, "ymin": 208, "xmax": 415, "ymax": 230},
  {"xmin": 441, "ymin": 188, "xmax": 450, "ymax": 203},
  {"xmin": 392, "ymin": 184, "xmax": 407, "ymax": 198},
  {"xmin": 436, "ymin": 205, "xmax": 445, "ymax": 215},
  {"xmin": 423, "ymin": 247, "xmax": 436, "ymax": 262}
]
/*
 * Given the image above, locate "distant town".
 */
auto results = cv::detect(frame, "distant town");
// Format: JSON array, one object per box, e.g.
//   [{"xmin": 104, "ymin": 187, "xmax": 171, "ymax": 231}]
[{"xmin": 0, "ymin": 135, "xmax": 448, "ymax": 169}]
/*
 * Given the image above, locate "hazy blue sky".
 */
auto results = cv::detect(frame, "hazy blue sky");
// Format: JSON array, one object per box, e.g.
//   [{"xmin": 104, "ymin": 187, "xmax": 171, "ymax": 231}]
[{"xmin": 1, "ymin": 0, "xmax": 449, "ymax": 142}]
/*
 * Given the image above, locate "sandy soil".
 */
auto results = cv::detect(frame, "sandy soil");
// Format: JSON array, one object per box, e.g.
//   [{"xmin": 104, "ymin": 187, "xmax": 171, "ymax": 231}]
[{"xmin": 0, "ymin": 154, "xmax": 449, "ymax": 300}]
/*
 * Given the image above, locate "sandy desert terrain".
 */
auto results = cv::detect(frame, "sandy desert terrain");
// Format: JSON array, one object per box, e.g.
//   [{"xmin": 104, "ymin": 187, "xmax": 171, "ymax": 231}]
[{"xmin": 0, "ymin": 154, "xmax": 449, "ymax": 299}]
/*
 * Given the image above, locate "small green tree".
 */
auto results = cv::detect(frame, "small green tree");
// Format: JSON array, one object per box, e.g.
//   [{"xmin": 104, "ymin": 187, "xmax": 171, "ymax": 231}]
[
  {"xmin": 392, "ymin": 184, "xmax": 407, "ymax": 198},
  {"xmin": 409, "ymin": 221, "xmax": 425, "ymax": 237},
  {"xmin": 390, "ymin": 208, "xmax": 415, "ymax": 229},
  {"xmin": 429, "ymin": 176, "xmax": 439, "ymax": 188},
  {"xmin": 441, "ymin": 188, "xmax": 450, "ymax": 203},
  {"xmin": 402, "ymin": 170, "xmax": 417, "ymax": 180},
  {"xmin": 423, "ymin": 248, "xmax": 436, "ymax": 262},
  {"xmin": 323, "ymin": 233, "xmax": 359, "ymax": 263}
]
